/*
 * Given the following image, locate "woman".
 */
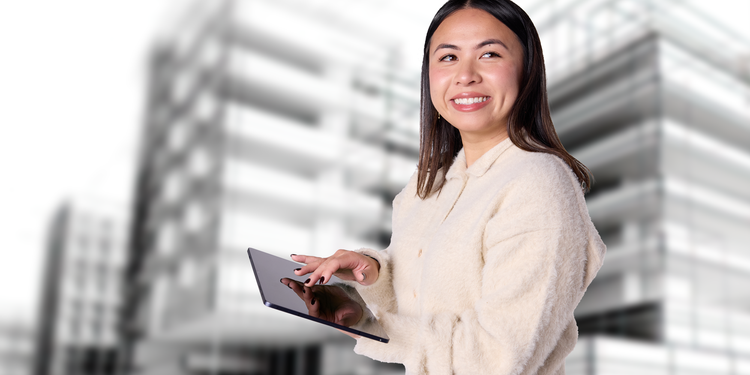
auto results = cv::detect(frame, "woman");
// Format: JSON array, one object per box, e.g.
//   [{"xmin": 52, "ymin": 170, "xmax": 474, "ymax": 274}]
[{"xmin": 287, "ymin": 0, "xmax": 606, "ymax": 374}]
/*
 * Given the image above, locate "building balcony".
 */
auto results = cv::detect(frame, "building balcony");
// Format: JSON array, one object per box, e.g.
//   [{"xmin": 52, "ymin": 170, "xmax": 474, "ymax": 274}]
[
  {"xmin": 226, "ymin": 49, "xmax": 345, "ymax": 118},
  {"xmin": 229, "ymin": 0, "xmax": 394, "ymax": 75},
  {"xmin": 571, "ymin": 119, "xmax": 660, "ymax": 183},
  {"xmin": 572, "ymin": 117, "xmax": 750, "ymax": 202},
  {"xmin": 218, "ymin": 211, "xmax": 313, "ymax": 258},
  {"xmin": 586, "ymin": 179, "xmax": 661, "ymax": 228},
  {"xmin": 225, "ymin": 103, "xmax": 418, "ymax": 186},
  {"xmin": 225, "ymin": 104, "xmax": 340, "ymax": 176},
  {"xmin": 552, "ymin": 60, "xmax": 659, "ymax": 148},
  {"xmin": 586, "ymin": 172, "xmax": 750, "ymax": 232},
  {"xmin": 220, "ymin": 160, "xmax": 383, "ymax": 235}
]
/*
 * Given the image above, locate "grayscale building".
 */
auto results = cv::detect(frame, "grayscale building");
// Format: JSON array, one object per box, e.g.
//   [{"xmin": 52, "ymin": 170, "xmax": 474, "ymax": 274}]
[
  {"xmin": 0, "ymin": 315, "xmax": 35, "ymax": 375},
  {"xmin": 34, "ymin": 199, "xmax": 128, "ymax": 375},
  {"xmin": 121, "ymin": 0, "xmax": 419, "ymax": 373},
  {"xmin": 121, "ymin": 0, "xmax": 750, "ymax": 374},
  {"xmin": 524, "ymin": 0, "xmax": 750, "ymax": 373}
]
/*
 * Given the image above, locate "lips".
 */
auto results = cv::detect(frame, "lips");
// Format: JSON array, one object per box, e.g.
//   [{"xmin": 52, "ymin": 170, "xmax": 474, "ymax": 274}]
[{"xmin": 450, "ymin": 93, "xmax": 491, "ymax": 112}]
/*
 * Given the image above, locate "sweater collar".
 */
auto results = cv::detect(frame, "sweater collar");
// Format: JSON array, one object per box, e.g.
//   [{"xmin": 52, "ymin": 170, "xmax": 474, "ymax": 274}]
[{"xmin": 446, "ymin": 137, "xmax": 514, "ymax": 180}]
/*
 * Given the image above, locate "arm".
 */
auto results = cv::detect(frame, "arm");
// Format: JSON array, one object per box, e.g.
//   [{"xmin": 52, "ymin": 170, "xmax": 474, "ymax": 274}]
[
  {"xmin": 354, "ymin": 228, "xmax": 589, "ymax": 374},
  {"xmin": 289, "ymin": 174, "xmax": 416, "ymax": 340},
  {"xmin": 292, "ymin": 171, "xmax": 415, "ymax": 289},
  {"xmin": 351, "ymin": 164, "xmax": 606, "ymax": 374}
]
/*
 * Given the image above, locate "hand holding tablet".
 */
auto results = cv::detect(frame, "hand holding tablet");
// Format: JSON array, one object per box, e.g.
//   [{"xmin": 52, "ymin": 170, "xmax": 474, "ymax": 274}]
[
  {"xmin": 290, "ymin": 250, "xmax": 381, "ymax": 287},
  {"xmin": 246, "ymin": 247, "xmax": 389, "ymax": 342}
]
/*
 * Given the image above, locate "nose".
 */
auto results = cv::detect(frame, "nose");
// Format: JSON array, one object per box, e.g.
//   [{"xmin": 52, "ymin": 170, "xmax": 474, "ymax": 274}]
[{"xmin": 455, "ymin": 60, "xmax": 481, "ymax": 86}]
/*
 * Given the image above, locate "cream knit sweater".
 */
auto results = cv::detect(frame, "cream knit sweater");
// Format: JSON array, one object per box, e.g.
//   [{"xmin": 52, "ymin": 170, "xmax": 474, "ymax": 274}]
[{"xmin": 349, "ymin": 138, "xmax": 606, "ymax": 375}]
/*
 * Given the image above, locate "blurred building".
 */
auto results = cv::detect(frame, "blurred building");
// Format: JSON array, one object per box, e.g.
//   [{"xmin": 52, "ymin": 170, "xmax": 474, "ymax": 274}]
[
  {"xmin": 0, "ymin": 316, "xmax": 34, "ymax": 375},
  {"xmin": 121, "ymin": 0, "xmax": 419, "ymax": 374},
  {"xmin": 34, "ymin": 199, "xmax": 128, "ymax": 375},
  {"xmin": 122, "ymin": 0, "xmax": 750, "ymax": 374},
  {"xmin": 526, "ymin": 0, "xmax": 750, "ymax": 373}
]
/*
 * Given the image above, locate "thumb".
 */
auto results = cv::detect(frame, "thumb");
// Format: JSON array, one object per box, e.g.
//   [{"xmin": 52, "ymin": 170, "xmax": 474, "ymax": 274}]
[{"xmin": 356, "ymin": 269, "xmax": 370, "ymax": 285}]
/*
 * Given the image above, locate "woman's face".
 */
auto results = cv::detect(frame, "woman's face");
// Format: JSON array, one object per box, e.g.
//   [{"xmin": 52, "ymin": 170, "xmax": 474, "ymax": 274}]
[{"xmin": 429, "ymin": 8, "xmax": 524, "ymax": 143}]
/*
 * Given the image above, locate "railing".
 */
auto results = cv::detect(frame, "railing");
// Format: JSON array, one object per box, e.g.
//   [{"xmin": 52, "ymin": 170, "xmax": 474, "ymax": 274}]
[{"xmin": 526, "ymin": 0, "xmax": 750, "ymax": 85}]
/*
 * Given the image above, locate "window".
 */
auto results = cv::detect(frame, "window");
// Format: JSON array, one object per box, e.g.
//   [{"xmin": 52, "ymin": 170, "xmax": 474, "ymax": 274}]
[
  {"xmin": 162, "ymin": 169, "xmax": 186, "ymax": 203},
  {"xmin": 157, "ymin": 222, "xmax": 178, "ymax": 256},
  {"xmin": 187, "ymin": 147, "xmax": 212, "ymax": 178},
  {"xmin": 183, "ymin": 202, "xmax": 207, "ymax": 233}
]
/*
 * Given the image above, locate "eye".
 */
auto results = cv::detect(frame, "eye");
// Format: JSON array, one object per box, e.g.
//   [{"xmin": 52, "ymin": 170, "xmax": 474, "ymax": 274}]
[
  {"xmin": 481, "ymin": 51, "xmax": 500, "ymax": 58},
  {"xmin": 439, "ymin": 54, "xmax": 456, "ymax": 62}
]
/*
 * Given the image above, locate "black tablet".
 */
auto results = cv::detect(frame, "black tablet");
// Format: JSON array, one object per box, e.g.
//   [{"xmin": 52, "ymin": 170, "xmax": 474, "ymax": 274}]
[{"xmin": 247, "ymin": 247, "xmax": 389, "ymax": 343}]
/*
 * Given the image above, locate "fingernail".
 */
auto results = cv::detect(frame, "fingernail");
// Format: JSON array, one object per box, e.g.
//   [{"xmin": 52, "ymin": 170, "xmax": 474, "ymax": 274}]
[
  {"xmin": 294, "ymin": 268, "xmax": 301, "ymax": 271},
  {"xmin": 361, "ymin": 272, "xmax": 367, "ymax": 281},
  {"xmin": 291, "ymin": 254, "xmax": 297, "ymax": 257},
  {"xmin": 305, "ymin": 278, "xmax": 311, "ymax": 285},
  {"xmin": 318, "ymin": 276, "xmax": 325, "ymax": 284},
  {"xmin": 311, "ymin": 298, "xmax": 316, "ymax": 305}
]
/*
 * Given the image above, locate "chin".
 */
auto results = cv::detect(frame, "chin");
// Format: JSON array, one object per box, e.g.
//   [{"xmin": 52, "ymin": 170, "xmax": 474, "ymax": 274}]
[{"xmin": 449, "ymin": 120, "xmax": 497, "ymax": 133}]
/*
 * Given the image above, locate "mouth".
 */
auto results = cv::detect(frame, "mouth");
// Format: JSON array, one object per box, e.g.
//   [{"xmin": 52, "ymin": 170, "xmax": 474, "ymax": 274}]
[
  {"xmin": 450, "ymin": 95, "xmax": 491, "ymax": 112},
  {"xmin": 452, "ymin": 96, "xmax": 489, "ymax": 105}
]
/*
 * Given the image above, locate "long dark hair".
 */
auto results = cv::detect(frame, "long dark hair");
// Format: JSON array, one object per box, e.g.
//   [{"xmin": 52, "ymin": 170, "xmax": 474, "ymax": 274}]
[{"xmin": 416, "ymin": 0, "xmax": 592, "ymax": 199}]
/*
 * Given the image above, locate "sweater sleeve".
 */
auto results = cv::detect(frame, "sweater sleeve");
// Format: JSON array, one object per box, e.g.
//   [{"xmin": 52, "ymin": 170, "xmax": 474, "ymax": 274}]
[{"xmin": 351, "ymin": 161, "xmax": 606, "ymax": 375}]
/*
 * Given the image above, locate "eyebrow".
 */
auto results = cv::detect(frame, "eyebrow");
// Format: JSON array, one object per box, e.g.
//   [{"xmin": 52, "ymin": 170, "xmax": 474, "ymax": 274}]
[{"xmin": 432, "ymin": 38, "xmax": 509, "ymax": 55}]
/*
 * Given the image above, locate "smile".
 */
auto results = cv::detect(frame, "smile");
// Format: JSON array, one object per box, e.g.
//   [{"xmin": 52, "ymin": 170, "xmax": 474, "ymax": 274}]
[
  {"xmin": 452, "ymin": 97, "xmax": 489, "ymax": 105},
  {"xmin": 450, "ymin": 96, "xmax": 492, "ymax": 112}
]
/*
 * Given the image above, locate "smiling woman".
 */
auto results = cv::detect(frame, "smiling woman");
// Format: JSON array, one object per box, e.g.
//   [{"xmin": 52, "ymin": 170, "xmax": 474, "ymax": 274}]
[
  {"xmin": 428, "ymin": 8, "xmax": 524, "ymax": 165},
  {"xmin": 290, "ymin": 1, "xmax": 606, "ymax": 374},
  {"xmin": 417, "ymin": 0, "xmax": 593, "ymax": 199}
]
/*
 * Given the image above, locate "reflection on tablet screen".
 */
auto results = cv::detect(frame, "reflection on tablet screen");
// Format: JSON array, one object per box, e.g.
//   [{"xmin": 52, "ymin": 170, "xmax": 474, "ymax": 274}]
[{"xmin": 247, "ymin": 247, "xmax": 389, "ymax": 343}]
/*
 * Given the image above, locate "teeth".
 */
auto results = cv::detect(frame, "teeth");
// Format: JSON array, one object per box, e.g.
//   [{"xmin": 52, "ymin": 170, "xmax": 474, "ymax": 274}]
[{"xmin": 453, "ymin": 97, "xmax": 488, "ymax": 105}]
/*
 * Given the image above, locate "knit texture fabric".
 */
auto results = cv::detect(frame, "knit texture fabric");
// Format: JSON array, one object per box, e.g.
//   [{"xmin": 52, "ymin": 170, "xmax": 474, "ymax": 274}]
[{"xmin": 350, "ymin": 138, "xmax": 606, "ymax": 375}]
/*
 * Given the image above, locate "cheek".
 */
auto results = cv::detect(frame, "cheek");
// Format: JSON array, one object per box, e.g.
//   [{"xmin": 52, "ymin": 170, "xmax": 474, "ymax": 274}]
[
  {"xmin": 428, "ymin": 68, "xmax": 449, "ymax": 107},
  {"xmin": 490, "ymin": 67, "xmax": 521, "ymax": 98}
]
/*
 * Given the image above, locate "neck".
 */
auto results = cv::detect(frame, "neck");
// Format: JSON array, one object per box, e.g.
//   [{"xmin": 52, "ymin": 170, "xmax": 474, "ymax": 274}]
[{"xmin": 460, "ymin": 130, "xmax": 509, "ymax": 167}]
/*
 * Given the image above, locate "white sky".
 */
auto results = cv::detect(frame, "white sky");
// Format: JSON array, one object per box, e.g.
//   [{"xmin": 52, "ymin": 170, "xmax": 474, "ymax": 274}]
[
  {"xmin": 0, "ymin": 0, "xmax": 746, "ymax": 320},
  {"xmin": 0, "ymin": 0, "xmax": 179, "ymax": 318}
]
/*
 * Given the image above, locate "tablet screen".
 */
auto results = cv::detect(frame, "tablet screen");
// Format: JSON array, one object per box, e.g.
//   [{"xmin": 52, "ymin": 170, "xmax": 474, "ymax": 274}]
[{"xmin": 247, "ymin": 247, "xmax": 389, "ymax": 342}]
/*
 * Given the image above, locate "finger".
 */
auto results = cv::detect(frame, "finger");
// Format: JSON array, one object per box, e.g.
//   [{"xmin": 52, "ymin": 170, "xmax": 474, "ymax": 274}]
[
  {"xmin": 280, "ymin": 278, "xmax": 292, "ymax": 288},
  {"xmin": 292, "ymin": 255, "xmax": 326, "ymax": 276},
  {"xmin": 287, "ymin": 280, "xmax": 307, "ymax": 300},
  {"xmin": 281, "ymin": 278, "xmax": 303, "ymax": 291},
  {"xmin": 305, "ymin": 287, "xmax": 320, "ymax": 316},
  {"xmin": 305, "ymin": 257, "xmax": 342, "ymax": 287},
  {"xmin": 290, "ymin": 254, "xmax": 322, "ymax": 264},
  {"xmin": 302, "ymin": 285, "xmax": 314, "ymax": 302},
  {"xmin": 293, "ymin": 261, "xmax": 322, "ymax": 276}
]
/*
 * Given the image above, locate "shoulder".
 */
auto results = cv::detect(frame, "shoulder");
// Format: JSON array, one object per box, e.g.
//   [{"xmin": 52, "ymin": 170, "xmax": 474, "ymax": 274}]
[
  {"xmin": 486, "ymin": 146, "xmax": 589, "ymax": 228},
  {"xmin": 497, "ymin": 146, "xmax": 583, "ymax": 199},
  {"xmin": 391, "ymin": 167, "xmax": 420, "ymax": 211},
  {"xmin": 393, "ymin": 164, "xmax": 449, "ymax": 204},
  {"xmin": 398, "ymin": 169, "xmax": 419, "ymax": 199}
]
